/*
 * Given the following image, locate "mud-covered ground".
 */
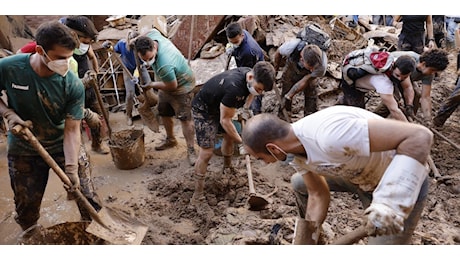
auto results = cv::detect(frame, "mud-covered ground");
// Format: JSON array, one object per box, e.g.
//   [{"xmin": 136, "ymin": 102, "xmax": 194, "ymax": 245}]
[{"xmin": 0, "ymin": 17, "xmax": 459, "ymax": 251}]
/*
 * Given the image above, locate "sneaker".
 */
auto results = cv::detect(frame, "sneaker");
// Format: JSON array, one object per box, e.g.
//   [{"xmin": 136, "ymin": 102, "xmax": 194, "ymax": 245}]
[
  {"xmin": 127, "ymin": 116, "xmax": 133, "ymax": 126},
  {"xmin": 92, "ymin": 143, "xmax": 110, "ymax": 154},
  {"xmin": 155, "ymin": 137, "xmax": 178, "ymax": 151},
  {"xmin": 187, "ymin": 147, "xmax": 197, "ymax": 166}
]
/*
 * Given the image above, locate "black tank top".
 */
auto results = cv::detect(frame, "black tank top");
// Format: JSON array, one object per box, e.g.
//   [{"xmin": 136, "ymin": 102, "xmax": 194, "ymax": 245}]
[{"xmin": 73, "ymin": 52, "xmax": 89, "ymax": 78}]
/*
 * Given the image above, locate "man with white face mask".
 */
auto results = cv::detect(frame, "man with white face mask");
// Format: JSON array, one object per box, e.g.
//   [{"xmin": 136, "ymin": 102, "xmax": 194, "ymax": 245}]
[
  {"xmin": 190, "ymin": 61, "xmax": 275, "ymax": 205},
  {"xmin": 0, "ymin": 21, "xmax": 86, "ymax": 233},
  {"xmin": 241, "ymin": 106, "xmax": 433, "ymax": 245},
  {"xmin": 134, "ymin": 30, "xmax": 198, "ymax": 166},
  {"xmin": 225, "ymin": 22, "xmax": 265, "ymax": 115},
  {"xmin": 62, "ymin": 16, "xmax": 109, "ymax": 155}
]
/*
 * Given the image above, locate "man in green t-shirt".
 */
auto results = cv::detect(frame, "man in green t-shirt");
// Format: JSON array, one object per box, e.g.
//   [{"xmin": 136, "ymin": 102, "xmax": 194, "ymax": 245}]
[
  {"xmin": 135, "ymin": 29, "xmax": 197, "ymax": 166},
  {"xmin": 0, "ymin": 21, "xmax": 86, "ymax": 233}
]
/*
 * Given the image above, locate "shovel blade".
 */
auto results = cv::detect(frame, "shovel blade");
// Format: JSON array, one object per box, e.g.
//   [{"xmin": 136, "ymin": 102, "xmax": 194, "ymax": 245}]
[
  {"xmin": 138, "ymin": 103, "xmax": 160, "ymax": 133},
  {"xmin": 85, "ymin": 207, "xmax": 148, "ymax": 245},
  {"xmin": 248, "ymin": 195, "xmax": 269, "ymax": 211}
]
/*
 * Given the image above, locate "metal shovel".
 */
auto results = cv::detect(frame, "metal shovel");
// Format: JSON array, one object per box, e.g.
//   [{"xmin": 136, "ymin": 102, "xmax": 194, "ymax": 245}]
[
  {"xmin": 245, "ymin": 154, "xmax": 272, "ymax": 211},
  {"xmin": 12, "ymin": 125, "xmax": 148, "ymax": 245}
]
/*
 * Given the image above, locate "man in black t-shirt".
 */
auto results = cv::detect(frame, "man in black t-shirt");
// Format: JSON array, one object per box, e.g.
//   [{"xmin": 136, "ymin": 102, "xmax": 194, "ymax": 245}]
[{"xmin": 190, "ymin": 61, "xmax": 275, "ymax": 205}]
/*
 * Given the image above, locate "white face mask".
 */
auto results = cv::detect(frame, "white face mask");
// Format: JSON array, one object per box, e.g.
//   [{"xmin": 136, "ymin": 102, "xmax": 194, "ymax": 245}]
[
  {"xmin": 42, "ymin": 50, "xmax": 70, "ymax": 77},
  {"xmin": 74, "ymin": 43, "xmax": 90, "ymax": 55},
  {"xmin": 143, "ymin": 57, "xmax": 155, "ymax": 67},
  {"xmin": 247, "ymin": 82, "xmax": 260, "ymax": 96}
]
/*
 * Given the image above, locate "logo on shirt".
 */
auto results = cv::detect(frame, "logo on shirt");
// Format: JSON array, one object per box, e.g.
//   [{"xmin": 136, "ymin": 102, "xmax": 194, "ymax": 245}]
[{"xmin": 12, "ymin": 83, "xmax": 29, "ymax": 91}]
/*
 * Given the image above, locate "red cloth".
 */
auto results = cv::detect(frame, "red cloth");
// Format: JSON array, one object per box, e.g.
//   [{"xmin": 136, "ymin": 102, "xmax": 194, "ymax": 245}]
[{"xmin": 19, "ymin": 41, "xmax": 37, "ymax": 54}]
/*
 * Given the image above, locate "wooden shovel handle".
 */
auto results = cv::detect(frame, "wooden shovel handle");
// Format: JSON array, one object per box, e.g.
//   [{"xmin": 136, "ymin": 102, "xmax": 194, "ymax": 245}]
[
  {"xmin": 331, "ymin": 226, "xmax": 368, "ymax": 245},
  {"xmin": 11, "ymin": 125, "xmax": 108, "ymax": 229},
  {"xmin": 246, "ymin": 155, "xmax": 256, "ymax": 194}
]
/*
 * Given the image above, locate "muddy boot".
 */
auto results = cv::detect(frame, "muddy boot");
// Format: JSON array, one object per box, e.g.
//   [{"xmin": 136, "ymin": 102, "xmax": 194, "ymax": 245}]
[
  {"xmin": 91, "ymin": 141, "xmax": 110, "ymax": 155},
  {"xmin": 187, "ymin": 146, "xmax": 197, "ymax": 166},
  {"xmin": 126, "ymin": 115, "xmax": 133, "ymax": 126},
  {"xmin": 89, "ymin": 121, "xmax": 109, "ymax": 154},
  {"xmin": 155, "ymin": 137, "xmax": 178, "ymax": 151},
  {"xmin": 190, "ymin": 173, "xmax": 206, "ymax": 205},
  {"xmin": 222, "ymin": 155, "xmax": 238, "ymax": 174},
  {"xmin": 292, "ymin": 218, "xmax": 322, "ymax": 245},
  {"xmin": 17, "ymin": 224, "xmax": 46, "ymax": 244}
]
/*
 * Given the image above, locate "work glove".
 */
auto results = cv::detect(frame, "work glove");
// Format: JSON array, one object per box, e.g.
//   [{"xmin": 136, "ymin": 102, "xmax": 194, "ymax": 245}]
[
  {"xmin": 2, "ymin": 109, "xmax": 33, "ymax": 131},
  {"xmin": 241, "ymin": 107, "xmax": 253, "ymax": 121},
  {"xmin": 404, "ymin": 105, "xmax": 415, "ymax": 121},
  {"xmin": 238, "ymin": 143, "xmax": 248, "ymax": 156},
  {"xmin": 84, "ymin": 108, "xmax": 101, "ymax": 129},
  {"xmin": 101, "ymin": 40, "xmax": 113, "ymax": 51},
  {"xmin": 364, "ymin": 203, "xmax": 405, "ymax": 236},
  {"xmin": 225, "ymin": 43, "xmax": 234, "ymax": 55},
  {"xmin": 64, "ymin": 164, "xmax": 80, "ymax": 199},
  {"xmin": 81, "ymin": 70, "xmax": 98, "ymax": 89},
  {"xmin": 131, "ymin": 76, "xmax": 139, "ymax": 85},
  {"xmin": 365, "ymin": 154, "xmax": 428, "ymax": 237}
]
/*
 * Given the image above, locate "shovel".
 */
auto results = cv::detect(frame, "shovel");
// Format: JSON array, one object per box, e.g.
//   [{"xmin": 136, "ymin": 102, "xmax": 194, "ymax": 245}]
[
  {"xmin": 330, "ymin": 226, "xmax": 368, "ymax": 245},
  {"xmin": 245, "ymin": 154, "xmax": 271, "ymax": 211},
  {"xmin": 11, "ymin": 125, "xmax": 148, "ymax": 245}
]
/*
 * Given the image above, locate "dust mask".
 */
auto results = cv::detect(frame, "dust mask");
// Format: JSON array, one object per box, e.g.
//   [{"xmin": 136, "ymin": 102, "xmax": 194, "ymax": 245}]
[
  {"xmin": 247, "ymin": 82, "xmax": 260, "ymax": 96},
  {"xmin": 74, "ymin": 43, "xmax": 90, "ymax": 55},
  {"xmin": 143, "ymin": 57, "xmax": 155, "ymax": 67},
  {"xmin": 42, "ymin": 51, "xmax": 70, "ymax": 77}
]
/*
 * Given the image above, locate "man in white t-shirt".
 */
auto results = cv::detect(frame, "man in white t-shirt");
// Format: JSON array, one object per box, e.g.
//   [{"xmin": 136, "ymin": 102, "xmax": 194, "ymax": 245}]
[
  {"xmin": 340, "ymin": 55, "xmax": 416, "ymax": 122},
  {"xmin": 242, "ymin": 106, "xmax": 432, "ymax": 244}
]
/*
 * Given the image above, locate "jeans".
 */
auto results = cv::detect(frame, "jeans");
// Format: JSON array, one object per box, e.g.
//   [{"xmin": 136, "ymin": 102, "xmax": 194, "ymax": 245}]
[
  {"xmin": 123, "ymin": 65, "xmax": 151, "ymax": 118},
  {"xmin": 446, "ymin": 17, "xmax": 459, "ymax": 43},
  {"xmin": 433, "ymin": 77, "xmax": 460, "ymax": 127},
  {"xmin": 290, "ymin": 172, "xmax": 429, "ymax": 244}
]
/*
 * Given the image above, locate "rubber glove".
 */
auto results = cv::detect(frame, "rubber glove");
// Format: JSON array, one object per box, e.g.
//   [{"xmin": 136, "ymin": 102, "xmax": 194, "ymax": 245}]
[
  {"xmin": 364, "ymin": 203, "xmax": 405, "ymax": 236},
  {"xmin": 64, "ymin": 164, "xmax": 80, "ymax": 193},
  {"xmin": 238, "ymin": 144, "xmax": 247, "ymax": 156}
]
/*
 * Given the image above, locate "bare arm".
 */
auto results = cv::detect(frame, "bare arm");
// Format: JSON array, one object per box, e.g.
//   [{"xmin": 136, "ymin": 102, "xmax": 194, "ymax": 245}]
[
  {"xmin": 426, "ymin": 15, "xmax": 435, "ymax": 49},
  {"xmin": 273, "ymin": 50, "xmax": 285, "ymax": 72},
  {"xmin": 146, "ymin": 79, "xmax": 178, "ymax": 92},
  {"xmin": 419, "ymin": 83, "xmax": 433, "ymax": 121},
  {"xmin": 401, "ymin": 78, "xmax": 415, "ymax": 106},
  {"xmin": 285, "ymin": 74, "xmax": 312, "ymax": 99},
  {"xmin": 219, "ymin": 103, "xmax": 242, "ymax": 143},
  {"xmin": 63, "ymin": 118, "xmax": 81, "ymax": 166},
  {"xmin": 87, "ymin": 47, "xmax": 99, "ymax": 74},
  {"xmin": 367, "ymin": 118, "xmax": 433, "ymax": 164},
  {"xmin": 302, "ymin": 172, "xmax": 330, "ymax": 223},
  {"xmin": 379, "ymin": 93, "xmax": 408, "ymax": 122}
]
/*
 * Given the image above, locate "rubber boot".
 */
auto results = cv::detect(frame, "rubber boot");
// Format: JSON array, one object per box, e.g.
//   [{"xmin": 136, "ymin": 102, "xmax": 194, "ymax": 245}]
[
  {"xmin": 190, "ymin": 173, "xmax": 206, "ymax": 205},
  {"xmin": 292, "ymin": 217, "xmax": 321, "ymax": 245}
]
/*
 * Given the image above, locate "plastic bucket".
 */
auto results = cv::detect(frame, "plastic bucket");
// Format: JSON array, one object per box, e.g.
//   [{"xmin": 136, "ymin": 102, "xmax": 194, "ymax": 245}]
[
  {"xmin": 109, "ymin": 127, "xmax": 145, "ymax": 170},
  {"xmin": 17, "ymin": 222, "xmax": 107, "ymax": 245}
]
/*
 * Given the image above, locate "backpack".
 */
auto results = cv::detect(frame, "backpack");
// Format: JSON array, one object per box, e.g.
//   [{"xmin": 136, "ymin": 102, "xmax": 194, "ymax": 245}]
[
  {"xmin": 342, "ymin": 46, "xmax": 394, "ymax": 85},
  {"xmin": 296, "ymin": 23, "xmax": 331, "ymax": 51}
]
